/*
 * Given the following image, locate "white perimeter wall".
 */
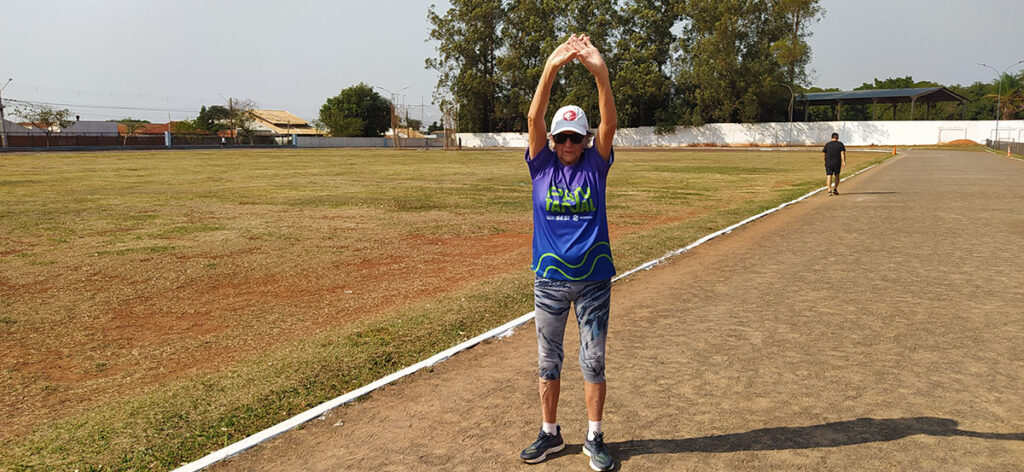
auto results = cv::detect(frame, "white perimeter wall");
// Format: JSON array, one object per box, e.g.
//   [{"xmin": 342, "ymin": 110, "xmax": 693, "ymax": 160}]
[{"xmin": 456, "ymin": 120, "xmax": 1024, "ymax": 148}]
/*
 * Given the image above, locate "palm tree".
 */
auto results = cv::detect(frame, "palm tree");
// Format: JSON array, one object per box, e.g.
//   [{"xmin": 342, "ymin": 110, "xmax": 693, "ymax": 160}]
[{"xmin": 985, "ymin": 73, "xmax": 1024, "ymax": 120}]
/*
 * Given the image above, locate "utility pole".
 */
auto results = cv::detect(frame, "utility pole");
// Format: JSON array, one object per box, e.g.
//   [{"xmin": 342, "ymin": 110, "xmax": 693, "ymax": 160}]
[{"xmin": 0, "ymin": 78, "xmax": 11, "ymax": 148}]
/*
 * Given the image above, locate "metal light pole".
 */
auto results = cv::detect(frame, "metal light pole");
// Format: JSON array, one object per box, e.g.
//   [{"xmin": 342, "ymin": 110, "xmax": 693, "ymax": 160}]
[
  {"xmin": 772, "ymin": 82, "xmax": 795, "ymax": 146},
  {"xmin": 0, "ymin": 78, "xmax": 12, "ymax": 148},
  {"xmin": 977, "ymin": 60, "xmax": 1024, "ymax": 144},
  {"xmin": 374, "ymin": 85, "xmax": 408, "ymax": 149}
]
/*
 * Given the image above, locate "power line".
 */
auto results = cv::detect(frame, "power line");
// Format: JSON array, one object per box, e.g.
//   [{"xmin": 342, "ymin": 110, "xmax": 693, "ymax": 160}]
[{"xmin": 4, "ymin": 97, "xmax": 196, "ymax": 113}]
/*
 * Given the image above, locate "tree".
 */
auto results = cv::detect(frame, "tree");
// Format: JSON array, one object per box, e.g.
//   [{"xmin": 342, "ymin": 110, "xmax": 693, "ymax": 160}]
[
  {"xmin": 402, "ymin": 117, "xmax": 423, "ymax": 132},
  {"xmin": 675, "ymin": 0, "xmax": 822, "ymax": 123},
  {"xmin": 427, "ymin": 0, "xmax": 505, "ymax": 132},
  {"xmin": 14, "ymin": 104, "xmax": 72, "ymax": 146},
  {"xmin": 770, "ymin": 0, "xmax": 822, "ymax": 87},
  {"xmin": 614, "ymin": 0, "xmax": 678, "ymax": 127},
  {"xmin": 494, "ymin": 0, "xmax": 559, "ymax": 132},
  {"xmin": 557, "ymin": 0, "xmax": 619, "ymax": 121},
  {"xmin": 950, "ymin": 82, "xmax": 997, "ymax": 121},
  {"xmin": 318, "ymin": 83, "xmax": 390, "ymax": 137},
  {"xmin": 986, "ymin": 72, "xmax": 1024, "ymax": 120},
  {"xmin": 196, "ymin": 105, "xmax": 231, "ymax": 133},
  {"xmin": 230, "ymin": 98, "xmax": 258, "ymax": 144},
  {"xmin": 427, "ymin": 121, "xmax": 443, "ymax": 133},
  {"xmin": 118, "ymin": 118, "xmax": 147, "ymax": 145},
  {"xmin": 171, "ymin": 119, "xmax": 205, "ymax": 144}
]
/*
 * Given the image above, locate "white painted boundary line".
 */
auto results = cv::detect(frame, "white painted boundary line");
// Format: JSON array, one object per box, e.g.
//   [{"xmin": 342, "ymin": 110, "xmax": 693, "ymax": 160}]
[{"xmin": 173, "ymin": 156, "xmax": 889, "ymax": 472}]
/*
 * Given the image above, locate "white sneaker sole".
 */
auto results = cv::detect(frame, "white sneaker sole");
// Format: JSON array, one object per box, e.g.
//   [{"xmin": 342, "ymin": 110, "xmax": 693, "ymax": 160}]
[{"xmin": 521, "ymin": 443, "xmax": 565, "ymax": 464}]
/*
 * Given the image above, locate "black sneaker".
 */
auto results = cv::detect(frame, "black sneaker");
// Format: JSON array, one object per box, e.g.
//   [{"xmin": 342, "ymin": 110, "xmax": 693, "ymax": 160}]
[
  {"xmin": 583, "ymin": 432, "xmax": 614, "ymax": 471},
  {"xmin": 520, "ymin": 426, "xmax": 564, "ymax": 464},
  {"xmin": 832, "ymin": 189, "xmax": 839, "ymax": 195}
]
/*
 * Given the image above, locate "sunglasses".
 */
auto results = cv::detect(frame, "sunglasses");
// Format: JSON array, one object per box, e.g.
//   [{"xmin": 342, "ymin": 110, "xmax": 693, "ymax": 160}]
[{"xmin": 552, "ymin": 133, "xmax": 585, "ymax": 144}]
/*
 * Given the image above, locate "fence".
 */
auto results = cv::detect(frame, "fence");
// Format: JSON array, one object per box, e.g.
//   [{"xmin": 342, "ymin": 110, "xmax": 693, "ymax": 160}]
[
  {"xmin": 986, "ymin": 139, "xmax": 1024, "ymax": 156},
  {"xmin": 296, "ymin": 136, "xmax": 444, "ymax": 148},
  {"xmin": 2, "ymin": 133, "xmax": 285, "ymax": 149}
]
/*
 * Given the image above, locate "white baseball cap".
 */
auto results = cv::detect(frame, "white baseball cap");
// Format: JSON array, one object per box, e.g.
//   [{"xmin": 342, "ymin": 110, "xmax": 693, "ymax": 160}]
[{"xmin": 550, "ymin": 105, "xmax": 589, "ymax": 136}]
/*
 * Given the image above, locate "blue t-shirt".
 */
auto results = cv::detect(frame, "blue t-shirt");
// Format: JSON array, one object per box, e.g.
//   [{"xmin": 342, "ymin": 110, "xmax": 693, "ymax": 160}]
[{"xmin": 526, "ymin": 145, "xmax": 615, "ymax": 281}]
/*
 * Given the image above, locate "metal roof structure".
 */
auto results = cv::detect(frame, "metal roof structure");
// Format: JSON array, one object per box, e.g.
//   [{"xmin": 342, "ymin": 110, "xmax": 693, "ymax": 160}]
[
  {"xmin": 62, "ymin": 121, "xmax": 120, "ymax": 136},
  {"xmin": 2, "ymin": 119, "xmax": 43, "ymax": 134},
  {"xmin": 249, "ymin": 110, "xmax": 319, "ymax": 135},
  {"xmin": 794, "ymin": 87, "xmax": 968, "ymax": 120}
]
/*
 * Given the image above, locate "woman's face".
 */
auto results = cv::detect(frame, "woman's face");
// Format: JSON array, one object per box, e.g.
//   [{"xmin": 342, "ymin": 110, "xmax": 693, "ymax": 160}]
[{"xmin": 553, "ymin": 132, "xmax": 588, "ymax": 165}]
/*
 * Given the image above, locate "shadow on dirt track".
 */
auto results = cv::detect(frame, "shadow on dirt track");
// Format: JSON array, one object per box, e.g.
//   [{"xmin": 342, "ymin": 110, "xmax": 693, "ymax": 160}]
[{"xmin": 611, "ymin": 417, "xmax": 1024, "ymax": 460}]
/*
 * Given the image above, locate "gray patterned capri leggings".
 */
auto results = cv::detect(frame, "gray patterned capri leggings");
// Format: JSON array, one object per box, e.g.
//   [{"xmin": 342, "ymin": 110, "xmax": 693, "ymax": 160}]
[{"xmin": 533, "ymin": 276, "xmax": 611, "ymax": 384}]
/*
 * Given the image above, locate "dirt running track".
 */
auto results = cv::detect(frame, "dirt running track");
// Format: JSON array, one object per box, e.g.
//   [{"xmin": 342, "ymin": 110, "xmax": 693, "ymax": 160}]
[{"xmin": 211, "ymin": 150, "xmax": 1024, "ymax": 471}]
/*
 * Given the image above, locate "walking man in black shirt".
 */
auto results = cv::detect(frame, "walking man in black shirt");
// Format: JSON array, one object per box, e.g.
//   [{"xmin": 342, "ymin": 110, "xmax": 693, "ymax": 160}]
[{"xmin": 822, "ymin": 132, "xmax": 847, "ymax": 195}]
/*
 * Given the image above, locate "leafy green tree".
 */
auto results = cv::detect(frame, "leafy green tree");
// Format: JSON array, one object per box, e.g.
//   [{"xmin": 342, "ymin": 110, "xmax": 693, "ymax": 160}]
[
  {"xmin": 770, "ymin": 0, "xmax": 822, "ymax": 87},
  {"xmin": 614, "ymin": 0, "xmax": 678, "ymax": 127},
  {"xmin": 427, "ymin": 121, "xmax": 443, "ymax": 133},
  {"xmin": 318, "ymin": 83, "xmax": 390, "ymax": 137},
  {"xmin": 196, "ymin": 105, "xmax": 231, "ymax": 132},
  {"xmin": 986, "ymin": 72, "xmax": 1024, "ymax": 120},
  {"xmin": 557, "ymin": 0, "xmax": 619, "ymax": 121},
  {"xmin": 427, "ymin": 0, "xmax": 505, "ymax": 132},
  {"xmin": 674, "ymin": 0, "xmax": 822, "ymax": 123},
  {"xmin": 495, "ymin": 0, "xmax": 559, "ymax": 132},
  {"xmin": 118, "ymin": 118, "xmax": 148, "ymax": 145},
  {"xmin": 675, "ymin": 0, "xmax": 750, "ymax": 123},
  {"xmin": 171, "ymin": 119, "xmax": 205, "ymax": 144},
  {"xmin": 950, "ymin": 82, "xmax": 997, "ymax": 121},
  {"xmin": 402, "ymin": 117, "xmax": 423, "ymax": 132}
]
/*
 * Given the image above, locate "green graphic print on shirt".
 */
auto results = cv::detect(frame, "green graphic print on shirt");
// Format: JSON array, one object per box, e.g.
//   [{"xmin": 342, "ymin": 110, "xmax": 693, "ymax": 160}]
[{"xmin": 545, "ymin": 185, "xmax": 596, "ymax": 214}]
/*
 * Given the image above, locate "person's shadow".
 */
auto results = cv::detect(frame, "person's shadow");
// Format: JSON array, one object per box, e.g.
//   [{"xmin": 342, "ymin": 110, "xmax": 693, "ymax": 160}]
[{"xmin": 611, "ymin": 417, "xmax": 1024, "ymax": 462}]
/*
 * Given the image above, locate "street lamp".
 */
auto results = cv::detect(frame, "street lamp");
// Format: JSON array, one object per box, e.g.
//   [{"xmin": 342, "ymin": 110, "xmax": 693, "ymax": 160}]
[
  {"xmin": 977, "ymin": 60, "xmax": 1024, "ymax": 143},
  {"xmin": 771, "ymin": 82, "xmax": 795, "ymax": 146},
  {"xmin": 374, "ymin": 85, "xmax": 408, "ymax": 149},
  {"xmin": 773, "ymin": 82, "xmax": 794, "ymax": 123},
  {"xmin": 0, "ymin": 78, "xmax": 12, "ymax": 148}
]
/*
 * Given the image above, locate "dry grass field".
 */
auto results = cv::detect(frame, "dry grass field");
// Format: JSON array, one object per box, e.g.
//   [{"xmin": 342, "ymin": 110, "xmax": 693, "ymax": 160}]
[{"xmin": 0, "ymin": 147, "xmax": 885, "ymax": 470}]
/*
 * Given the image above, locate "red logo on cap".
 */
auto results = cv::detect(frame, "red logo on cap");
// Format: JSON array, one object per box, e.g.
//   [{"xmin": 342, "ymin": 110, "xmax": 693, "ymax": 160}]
[{"xmin": 563, "ymin": 110, "xmax": 577, "ymax": 121}]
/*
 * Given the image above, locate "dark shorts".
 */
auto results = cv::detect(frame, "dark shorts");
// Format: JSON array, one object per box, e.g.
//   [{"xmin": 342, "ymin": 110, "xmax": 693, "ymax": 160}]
[{"xmin": 825, "ymin": 160, "xmax": 842, "ymax": 175}]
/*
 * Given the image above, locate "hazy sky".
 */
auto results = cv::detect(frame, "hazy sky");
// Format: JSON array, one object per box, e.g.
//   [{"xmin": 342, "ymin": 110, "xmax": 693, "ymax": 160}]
[{"xmin": 1, "ymin": 0, "xmax": 1021, "ymax": 124}]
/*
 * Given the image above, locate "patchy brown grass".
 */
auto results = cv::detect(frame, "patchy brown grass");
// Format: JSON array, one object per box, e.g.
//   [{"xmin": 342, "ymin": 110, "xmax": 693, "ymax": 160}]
[{"xmin": 0, "ymin": 147, "xmax": 886, "ymax": 470}]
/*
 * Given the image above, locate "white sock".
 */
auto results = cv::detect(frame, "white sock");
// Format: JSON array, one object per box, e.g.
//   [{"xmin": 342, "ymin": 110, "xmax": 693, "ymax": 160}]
[
  {"xmin": 542, "ymin": 422, "xmax": 558, "ymax": 435},
  {"xmin": 587, "ymin": 420, "xmax": 602, "ymax": 440}
]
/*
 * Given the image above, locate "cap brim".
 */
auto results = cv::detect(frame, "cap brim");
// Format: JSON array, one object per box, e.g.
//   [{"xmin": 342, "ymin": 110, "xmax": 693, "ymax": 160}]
[{"xmin": 550, "ymin": 126, "xmax": 587, "ymax": 135}]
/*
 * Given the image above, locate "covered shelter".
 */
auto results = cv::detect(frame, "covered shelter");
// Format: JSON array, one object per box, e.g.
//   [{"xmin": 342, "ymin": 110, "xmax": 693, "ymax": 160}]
[
  {"xmin": 249, "ymin": 110, "xmax": 319, "ymax": 136},
  {"xmin": 795, "ymin": 87, "xmax": 968, "ymax": 121}
]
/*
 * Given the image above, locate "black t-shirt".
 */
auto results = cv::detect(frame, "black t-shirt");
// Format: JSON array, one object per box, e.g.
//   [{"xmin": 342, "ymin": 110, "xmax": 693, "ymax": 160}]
[{"xmin": 823, "ymin": 141, "xmax": 845, "ymax": 162}]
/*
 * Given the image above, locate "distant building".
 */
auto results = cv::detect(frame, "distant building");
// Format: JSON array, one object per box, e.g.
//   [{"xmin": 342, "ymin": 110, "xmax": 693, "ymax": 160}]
[
  {"xmin": 18, "ymin": 121, "xmax": 61, "ymax": 134},
  {"xmin": 61, "ymin": 121, "xmax": 119, "ymax": 136},
  {"xmin": 248, "ymin": 110, "xmax": 319, "ymax": 136},
  {"xmin": 3, "ymin": 119, "xmax": 43, "ymax": 134},
  {"xmin": 117, "ymin": 122, "xmax": 176, "ymax": 136}
]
